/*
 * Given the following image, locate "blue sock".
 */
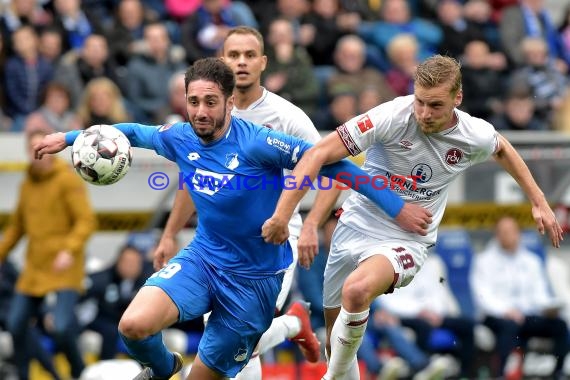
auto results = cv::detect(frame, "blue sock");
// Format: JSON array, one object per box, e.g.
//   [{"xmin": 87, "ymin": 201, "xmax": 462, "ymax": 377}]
[{"xmin": 119, "ymin": 332, "xmax": 175, "ymax": 378}]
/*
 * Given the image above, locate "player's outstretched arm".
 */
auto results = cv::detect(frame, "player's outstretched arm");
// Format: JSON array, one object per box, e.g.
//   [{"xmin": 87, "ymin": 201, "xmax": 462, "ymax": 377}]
[
  {"xmin": 262, "ymin": 132, "xmax": 348, "ymax": 244},
  {"xmin": 34, "ymin": 132, "xmax": 67, "ymax": 159},
  {"xmin": 493, "ymin": 134, "xmax": 564, "ymax": 247},
  {"xmin": 153, "ymin": 187, "xmax": 196, "ymax": 270},
  {"xmin": 262, "ymin": 132, "xmax": 433, "ymax": 244}
]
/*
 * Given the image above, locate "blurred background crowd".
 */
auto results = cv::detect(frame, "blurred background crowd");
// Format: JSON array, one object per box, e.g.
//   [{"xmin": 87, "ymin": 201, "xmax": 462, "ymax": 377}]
[
  {"xmin": 0, "ymin": 0, "xmax": 570, "ymax": 134},
  {"xmin": 1, "ymin": 0, "xmax": 570, "ymax": 379}
]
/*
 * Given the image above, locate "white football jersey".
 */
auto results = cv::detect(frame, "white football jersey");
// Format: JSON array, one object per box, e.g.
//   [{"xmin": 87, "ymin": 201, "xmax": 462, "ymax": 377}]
[
  {"xmin": 336, "ymin": 95, "xmax": 498, "ymax": 245},
  {"xmin": 232, "ymin": 88, "xmax": 320, "ymax": 237}
]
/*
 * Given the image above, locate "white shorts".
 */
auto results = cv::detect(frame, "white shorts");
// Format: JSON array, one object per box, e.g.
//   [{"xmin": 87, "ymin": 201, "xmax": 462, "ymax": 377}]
[
  {"xmin": 323, "ymin": 222, "xmax": 428, "ymax": 309},
  {"xmin": 275, "ymin": 236, "xmax": 298, "ymax": 312}
]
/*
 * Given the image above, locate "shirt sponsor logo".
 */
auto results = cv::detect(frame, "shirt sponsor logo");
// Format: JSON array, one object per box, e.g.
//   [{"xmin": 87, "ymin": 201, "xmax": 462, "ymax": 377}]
[
  {"xmin": 411, "ymin": 164, "xmax": 432, "ymax": 183},
  {"xmin": 266, "ymin": 136, "xmax": 291, "ymax": 154},
  {"xmin": 191, "ymin": 169, "xmax": 234, "ymax": 195},
  {"xmin": 356, "ymin": 114, "xmax": 374, "ymax": 134},
  {"xmin": 445, "ymin": 148, "xmax": 463, "ymax": 165}
]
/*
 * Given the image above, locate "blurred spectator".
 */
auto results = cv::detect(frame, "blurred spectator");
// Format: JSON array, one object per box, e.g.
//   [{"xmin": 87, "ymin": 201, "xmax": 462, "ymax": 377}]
[
  {"xmin": 166, "ymin": 0, "xmax": 258, "ymax": 27},
  {"xmin": 381, "ymin": 255, "xmax": 477, "ymax": 378},
  {"xmin": 76, "ymin": 77, "xmax": 131, "ymax": 128},
  {"xmin": 273, "ymin": 0, "xmax": 312, "ymax": 45},
  {"xmin": 303, "ymin": 0, "xmax": 355, "ymax": 67},
  {"xmin": 318, "ymin": 86, "xmax": 358, "ymax": 130},
  {"xmin": 38, "ymin": 26, "xmax": 64, "ymax": 66},
  {"xmin": 0, "ymin": 261, "xmax": 63, "ymax": 380},
  {"xmin": 80, "ymin": 245, "xmax": 154, "ymax": 360},
  {"xmin": 360, "ymin": 302, "xmax": 452, "ymax": 380},
  {"xmin": 155, "ymin": 71, "xmax": 187, "ymax": 124},
  {"xmin": 471, "ymin": 216, "xmax": 570, "ymax": 380},
  {"xmin": 24, "ymin": 82, "xmax": 82, "ymax": 135},
  {"xmin": 488, "ymin": 0, "xmax": 519, "ymax": 23},
  {"xmin": 180, "ymin": 0, "xmax": 255, "ymax": 63},
  {"xmin": 384, "ymin": 34, "xmax": 419, "ymax": 97},
  {"xmin": 358, "ymin": 86, "xmax": 384, "ymax": 114},
  {"xmin": 358, "ymin": 0, "xmax": 442, "ymax": 63},
  {"xmin": 0, "ymin": 0, "xmax": 51, "ymax": 55},
  {"xmin": 436, "ymin": 0, "xmax": 486, "ymax": 59},
  {"xmin": 463, "ymin": 0, "xmax": 502, "ymax": 52},
  {"xmin": 508, "ymin": 37, "xmax": 569, "ymax": 124},
  {"xmin": 559, "ymin": 5, "xmax": 570, "ymax": 54},
  {"xmin": 51, "ymin": 0, "xmax": 102, "ymax": 52},
  {"xmin": 263, "ymin": 18, "xmax": 319, "ymax": 120},
  {"xmin": 460, "ymin": 40, "xmax": 506, "ymax": 120},
  {"xmin": 126, "ymin": 21, "xmax": 186, "ymax": 122},
  {"xmin": 105, "ymin": 0, "xmax": 149, "ymax": 68},
  {"xmin": 327, "ymin": 35, "xmax": 395, "ymax": 106},
  {"xmin": 0, "ymin": 31, "xmax": 12, "ymax": 131},
  {"xmin": 54, "ymin": 33, "xmax": 122, "ymax": 109},
  {"xmin": 0, "ymin": 130, "xmax": 97, "ymax": 380},
  {"xmin": 337, "ymin": 0, "xmax": 380, "ymax": 21},
  {"xmin": 490, "ymin": 86, "xmax": 547, "ymax": 131},
  {"xmin": 499, "ymin": 0, "xmax": 570, "ymax": 70},
  {"xmin": 4, "ymin": 25, "xmax": 53, "ymax": 131}
]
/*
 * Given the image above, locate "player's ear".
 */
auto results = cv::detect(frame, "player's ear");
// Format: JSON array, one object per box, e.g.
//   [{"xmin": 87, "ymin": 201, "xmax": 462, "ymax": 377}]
[
  {"xmin": 227, "ymin": 94, "xmax": 235, "ymax": 111},
  {"xmin": 261, "ymin": 55, "xmax": 267, "ymax": 73},
  {"xmin": 454, "ymin": 89, "xmax": 463, "ymax": 107}
]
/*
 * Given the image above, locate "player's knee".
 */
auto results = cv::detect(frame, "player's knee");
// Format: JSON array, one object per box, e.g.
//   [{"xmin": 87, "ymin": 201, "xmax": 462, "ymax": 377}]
[
  {"xmin": 118, "ymin": 314, "xmax": 153, "ymax": 340},
  {"xmin": 342, "ymin": 279, "xmax": 373, "ymax": 310}
]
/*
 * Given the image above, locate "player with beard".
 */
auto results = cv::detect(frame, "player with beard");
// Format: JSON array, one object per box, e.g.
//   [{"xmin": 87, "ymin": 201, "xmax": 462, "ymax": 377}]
[
  {"xmin": 152, "ymin": 26, "xmax": 339, "ymax": 379},
  {"xmin": 33, "ymin": 57, "xmax": 432, "ymax": 380},
  {"xmin": 262, "ymin": 55, "xmax": 564, "ymax": 380}
]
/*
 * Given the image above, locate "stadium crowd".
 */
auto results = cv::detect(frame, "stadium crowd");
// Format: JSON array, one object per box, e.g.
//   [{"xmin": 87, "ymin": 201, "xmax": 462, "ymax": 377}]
[
  {"xmin": 1, "ymin": 0, "xmax": 570, "ymax": 379},
  {"xmin": 0, "ymin": 0, "xmax": 569, "ymax": 134}
]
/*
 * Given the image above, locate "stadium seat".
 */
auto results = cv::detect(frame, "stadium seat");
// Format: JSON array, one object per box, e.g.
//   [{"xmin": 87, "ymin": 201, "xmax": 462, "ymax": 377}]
[
  {"xmin": 521, "ymin": 229, "xmax": 547, "ymax": 262},
  {"xmin": 434, "ymin": 229, "xmax": 476, "ymax": 318}
]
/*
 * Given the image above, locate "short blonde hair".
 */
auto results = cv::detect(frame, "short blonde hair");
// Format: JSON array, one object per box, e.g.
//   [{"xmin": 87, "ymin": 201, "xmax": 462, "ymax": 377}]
[{"xmin": 414, "ymin": 55, "xmax": 462, "ymax": 96}]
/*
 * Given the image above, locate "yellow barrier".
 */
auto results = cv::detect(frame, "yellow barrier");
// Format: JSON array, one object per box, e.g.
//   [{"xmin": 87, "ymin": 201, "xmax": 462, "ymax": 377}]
[{"xmin": 0, "ymin": 203, "xmax": 536, "ymax": 231}]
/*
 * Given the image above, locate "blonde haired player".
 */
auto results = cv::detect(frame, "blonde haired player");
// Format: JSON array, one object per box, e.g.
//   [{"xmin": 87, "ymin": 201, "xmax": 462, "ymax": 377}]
[{"xmin": 262, "ymin": 55, "xmax": 564, "ymax": 379}]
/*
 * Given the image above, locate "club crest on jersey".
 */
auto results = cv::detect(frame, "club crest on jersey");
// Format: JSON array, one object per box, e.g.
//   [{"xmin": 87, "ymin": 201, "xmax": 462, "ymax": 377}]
[
  {"xmin": 445, "ymin": 148, "xmax": 463, "ymax": 165},
  {"xmin": 225, "ymin": 153, "xmax": 239, "ymax": 170},
  {"xmin": 356, "ymin": 114, "xmax": 374, "ymax": 134},
  {"xmin": 234, "ymin": 348, "xmax": 248, "ymax": 362},
  {"xmin": 411, "ymin": 164, "xmax": 432, "ymax": 183},
  {"xmin": 158, "ymin": 123, "xmax": 174, "ymax": 132}
]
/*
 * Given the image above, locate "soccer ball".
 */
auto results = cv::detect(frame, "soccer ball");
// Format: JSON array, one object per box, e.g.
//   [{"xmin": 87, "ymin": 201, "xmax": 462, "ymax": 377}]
[{"xmin": 71, "ymin": 125, "xmax": 133, "ymax": 185}]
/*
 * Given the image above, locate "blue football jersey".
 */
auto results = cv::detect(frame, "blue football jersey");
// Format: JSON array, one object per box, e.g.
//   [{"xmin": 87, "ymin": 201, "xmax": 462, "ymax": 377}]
[{"xmin": 115, "ymin": 117, "xmax": 312, "ymax": 277}]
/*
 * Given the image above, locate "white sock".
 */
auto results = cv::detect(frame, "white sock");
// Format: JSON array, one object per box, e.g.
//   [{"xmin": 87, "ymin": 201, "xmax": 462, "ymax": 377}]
[
  {"xmin": 256, "ymin": 315, "xmax": 300, "ymax": 354},
  {"xmin": 232, "ymin": 355, "xmax": 262, "ymax": 380},
  {"xmin": 323, "ymin": 307, "xmax": 369, "ymax": 379}
]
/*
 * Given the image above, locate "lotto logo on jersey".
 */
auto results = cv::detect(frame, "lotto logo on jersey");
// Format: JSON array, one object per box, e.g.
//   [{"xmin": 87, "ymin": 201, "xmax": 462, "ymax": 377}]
[{"xmin": 356, "ymin": 114, "xmax": 374, "ymax": 134}]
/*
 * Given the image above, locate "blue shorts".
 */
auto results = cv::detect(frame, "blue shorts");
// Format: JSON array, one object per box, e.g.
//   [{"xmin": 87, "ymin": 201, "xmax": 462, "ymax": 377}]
[{"xmin": 145, "ymin": 253, "xmax": 283, "ymax": 377}]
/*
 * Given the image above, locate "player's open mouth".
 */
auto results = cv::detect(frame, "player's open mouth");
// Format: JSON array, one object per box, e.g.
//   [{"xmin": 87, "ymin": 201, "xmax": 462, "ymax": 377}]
[{"xmin": 235, "ymin": 71, "xmax": 249, "ymax": 77}]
